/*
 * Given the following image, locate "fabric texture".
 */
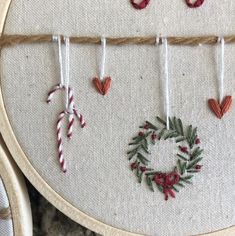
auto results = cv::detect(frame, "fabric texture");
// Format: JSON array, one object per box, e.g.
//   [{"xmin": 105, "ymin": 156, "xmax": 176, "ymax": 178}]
[
  {"xmin": 2, "ymin": 1, "xmax": 235, "ymax": 235},
  {"xmin": 0, "ymin": 178, "xmax": 13, "ymax": 236}
]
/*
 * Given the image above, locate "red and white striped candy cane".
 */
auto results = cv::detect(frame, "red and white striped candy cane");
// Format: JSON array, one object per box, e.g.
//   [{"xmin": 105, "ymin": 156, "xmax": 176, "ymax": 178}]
[
  {"xmin": 47, "ymin": 83, "xmax": 64, "ymax": 103},
  {"xmin": 67, "ymin": 87, "xmax": 86, "ymax": 138},
  {"xmin": 56, "ymin": 111, "xmax": 67, "ymax": 173},
  {"xmin": 74, "ymin": 108, "xmax": 86, "ymax": 128},
  {"xmin": 51, "ymin": 84, "xmax": 86, "ymax": 173},
  {"xmin": 67, "ymin": 87, "xmax": 75, "ymax": 139}
]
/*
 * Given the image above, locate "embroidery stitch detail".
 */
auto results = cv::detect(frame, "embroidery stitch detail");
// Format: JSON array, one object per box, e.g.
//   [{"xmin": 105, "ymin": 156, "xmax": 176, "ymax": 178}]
[
  {"xmin": 92, "ymin": 37, "xmax": 112, "ymax": 95},
  {"xmin": 185, "ymin": 0, "xmax": 205, "ymax": 8},
  {"xmin": 127, "ymin": 117, "xmax": 203, "ymax": 201},
  {"xmin": 208, "ymin": 96, "xmax": 232, "ymax": 119},
  {"xmin": 208, "ymin": 37, "xmax": 232, "ymax": 119},
  {"xmin": 92, "ymin": 77, "xmax": 111, "ymax": 96},
  {"xmin": 130, "ymin": 0, "xmax": 150, "ymax": 10}
]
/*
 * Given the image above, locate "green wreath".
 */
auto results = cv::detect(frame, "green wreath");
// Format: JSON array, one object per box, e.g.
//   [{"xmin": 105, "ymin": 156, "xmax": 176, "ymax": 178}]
[{"xmin": 127, "ymin": 117, "xmax": 203, "ymax": 201}]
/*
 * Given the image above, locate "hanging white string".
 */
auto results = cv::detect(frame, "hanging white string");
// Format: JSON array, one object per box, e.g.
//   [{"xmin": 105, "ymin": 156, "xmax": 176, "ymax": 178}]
[
  {"xmin": 163, "ymin": 37, "xmax": 170, "ymax": 130},
  {"xmin": 52, "ymin": 35, "xmax": 64, "ymax": 86},
  {"xmin": 218, "ymin": 37, "xmax": 225, "ymax": 103},
  {"xmin": 64, "ymin": 36, "xmax": 70, "ymax": 111},
  {"xmin": 99, "ymin": 37, "xmax": 107, "ymax": 80}
]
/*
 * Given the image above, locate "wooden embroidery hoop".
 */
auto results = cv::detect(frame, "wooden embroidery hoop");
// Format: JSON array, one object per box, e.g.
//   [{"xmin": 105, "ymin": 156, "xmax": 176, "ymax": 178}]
[
  {"xmin": 0, "ymin": 1, "xmax": 234, "ymax": 235},
  {"xmin": 0, "ymin": 136, "xmax": 32, "ymax": 235}
]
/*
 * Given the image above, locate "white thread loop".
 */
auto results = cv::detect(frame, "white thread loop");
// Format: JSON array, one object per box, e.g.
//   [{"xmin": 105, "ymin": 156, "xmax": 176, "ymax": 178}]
[
  {"xmin": 155, "ymin": 36, "xmax": 160, "ymax": 45},
  {"xmin": 218, "ymin": 37, "xmax": 225, "ymax": 103},
  {"xmin": 53, "ymin": 35, "xmax": 64, "ymax": 86},
  {"xmin": 99, "ymin": 37, "xmax": 107, "ymax": 80},
  {"xmin": 64, "ymin": 36, "xmax": 70, "ymax": 111},
  {"xmin": 163, "ymin": 37, "xmax": 170, "ymax": 130}
]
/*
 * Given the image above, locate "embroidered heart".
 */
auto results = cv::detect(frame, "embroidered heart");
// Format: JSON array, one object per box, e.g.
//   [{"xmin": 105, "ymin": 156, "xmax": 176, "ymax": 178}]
[
  {"xmin": 130, "ymin": 0, "xmax": 150, "ymax": 10},
  {"xmin": 92, "ymin": 77, "xmax": 112, "ymax": 96},
  {"xmin": 208, "ymin": 96, "xmax": 232, "ymax": 119},
  {"xmin": 185, "ymin": 0, "xmax": 205, "ymax": 8}
]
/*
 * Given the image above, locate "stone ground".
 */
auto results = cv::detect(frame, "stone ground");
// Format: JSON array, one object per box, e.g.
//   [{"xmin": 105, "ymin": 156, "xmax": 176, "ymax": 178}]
[{"xmin": 26, "ymin": 180, "xmax": 100, "ymax": 236}]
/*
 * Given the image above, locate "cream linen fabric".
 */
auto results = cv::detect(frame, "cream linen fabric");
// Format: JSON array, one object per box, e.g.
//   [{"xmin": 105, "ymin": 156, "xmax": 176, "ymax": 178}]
[
  {"xmin": 2, "ymin": 1, "xmax": 235, "ymax": 235},
  {"xmin": 0, "ymin": 178, "xmax": 13, "ymax": 236}
]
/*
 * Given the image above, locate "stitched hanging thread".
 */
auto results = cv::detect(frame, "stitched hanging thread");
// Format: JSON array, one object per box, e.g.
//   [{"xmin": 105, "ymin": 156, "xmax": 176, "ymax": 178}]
[{"xmin": 162, "ymin": 38, "xmax": 170, "ymax": 130}]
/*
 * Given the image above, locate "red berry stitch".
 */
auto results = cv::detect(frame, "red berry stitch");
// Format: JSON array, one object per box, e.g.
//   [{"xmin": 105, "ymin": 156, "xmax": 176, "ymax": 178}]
[
  {"xmin": 195, "ymin": 138, "xmax": 201, "ymax": 145},
  {"xmin": 138, "ymin": 132, "xmax": 145, "ymax": 137},
  {"xmin": 195, "ymin": 165, "xmax": 203, "ymax": 171},
  {"xmin": 151, "ymin": 133, "xmax": 157, "ymax": 141},
  {"xmin": 144, "ymin": 124, "xmax": 150, "ymax": 130},
  {"xmin": 179, "ymin": 146, "xmax": 188, "ymax": 154},
  {"xmin": 131, "ymin": 162, "xmax": 138, "ymax": 170},
  {"xmin": 140, "ymin": 167, "xmax": 147, "ymax": 172}
]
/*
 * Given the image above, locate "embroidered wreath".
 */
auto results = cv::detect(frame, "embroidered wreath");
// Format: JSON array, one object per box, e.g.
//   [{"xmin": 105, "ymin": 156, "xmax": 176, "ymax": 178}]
[{"xmin": 127, "ymin": 117, "xmax": 203, "ymax": 201}]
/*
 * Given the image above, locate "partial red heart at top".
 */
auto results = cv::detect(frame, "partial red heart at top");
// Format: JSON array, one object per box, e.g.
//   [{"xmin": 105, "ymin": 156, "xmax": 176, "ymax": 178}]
[
  {"xmin": 92, "ymin": 77, "xmax": 112, "ymax": 96},
  {"xmin": 208, "ymin": 96, "xmax": 232, "ymax": 119},
  {"xmin": 185, "ymin": 0, "xmax": 205, "ymax": 8},
  {"xmin": 130, "ymin": 0, "xmax": 150, "ymax": 10}
]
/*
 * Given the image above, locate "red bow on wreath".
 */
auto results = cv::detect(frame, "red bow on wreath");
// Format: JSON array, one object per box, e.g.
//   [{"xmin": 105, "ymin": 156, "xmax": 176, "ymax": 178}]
[{"xmin": 154, "ymin": 172, "xmax": 180, "ymax": 200}]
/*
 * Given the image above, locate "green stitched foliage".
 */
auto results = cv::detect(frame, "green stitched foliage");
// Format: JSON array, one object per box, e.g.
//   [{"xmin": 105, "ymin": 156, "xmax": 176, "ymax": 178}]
[{"xmin": 127, "ymin": 116, "xmax": 204, "ymax": 201}]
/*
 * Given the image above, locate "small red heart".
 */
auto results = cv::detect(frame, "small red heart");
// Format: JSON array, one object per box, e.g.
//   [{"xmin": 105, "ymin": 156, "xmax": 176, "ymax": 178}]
[
  {"xmin": 130, "ymin": 0, "xmax": 150, "ymax": 10},
  {"xmin": 208, "ymin": 96, "xmax": 232, "ymax": 119},
  {"xmin": 185, "ymin": 0, "xmax": 205, "ymax": 8},
  {"xmin": 92, "ymin": 77, "xmax": 112, "ymax": 96}
]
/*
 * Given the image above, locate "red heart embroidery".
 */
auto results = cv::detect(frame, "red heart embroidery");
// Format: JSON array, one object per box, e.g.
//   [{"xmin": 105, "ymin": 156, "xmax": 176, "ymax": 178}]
[
  {"xmin": 185, "ymin": 0, "xmax": 205, "ymax": 8},
  {"xmin": 130, "ymin": 0, "xmax": 150, "ymax": 10},
  {"xmin": 92, "ymin": 77, "xmax": 112, "ymax": 96},
  {"xmin": 208, "ymin": 96, "xmax": 232, "ymax": 119}
]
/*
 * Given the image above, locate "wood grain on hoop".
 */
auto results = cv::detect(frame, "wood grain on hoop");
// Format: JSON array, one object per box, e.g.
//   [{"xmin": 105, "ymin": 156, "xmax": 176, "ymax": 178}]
[
  {"xmin": 0, "ymin": 137, "xmax": 32, "ymax": 236},
  {"xmin": 0, "ymin": 1, "xmax": 235, "ymax": 235}
]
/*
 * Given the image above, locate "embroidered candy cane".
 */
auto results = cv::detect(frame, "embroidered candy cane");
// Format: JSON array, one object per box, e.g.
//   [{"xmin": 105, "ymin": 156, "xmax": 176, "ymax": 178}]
[
  {"xmin": 49, "ymin": 35, "xmax": 86, "ymax": 172},
  {"xmin": 67, "ymin": 86, "xmax": 75, "ymax": 139},
  {"xmin": 47, "ymin": 84, "xmax": 64, "ymax": 103},
  {"xmin": 73, "ymin": 108, "xmax": 86, "ymax": 128},
  {"xmin": 57, "ymin": 111, "xmax": 67, "ymax": 172}
]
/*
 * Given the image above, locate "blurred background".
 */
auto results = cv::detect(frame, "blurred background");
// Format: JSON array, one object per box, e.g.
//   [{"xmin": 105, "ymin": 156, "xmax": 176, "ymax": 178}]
[{"xmin": 27, "ymin": 180, "xmax": 100, "ymax": 236}]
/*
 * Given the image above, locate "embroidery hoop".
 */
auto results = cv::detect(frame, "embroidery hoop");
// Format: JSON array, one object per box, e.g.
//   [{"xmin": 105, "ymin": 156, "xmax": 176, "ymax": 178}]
[
  {"xmin": 0, "ymin": 137, "xmax": 32, "ymax": 235},
  {"xmin": 0, "ymin": 1, "xmax": 235, "ymax": 235}
]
